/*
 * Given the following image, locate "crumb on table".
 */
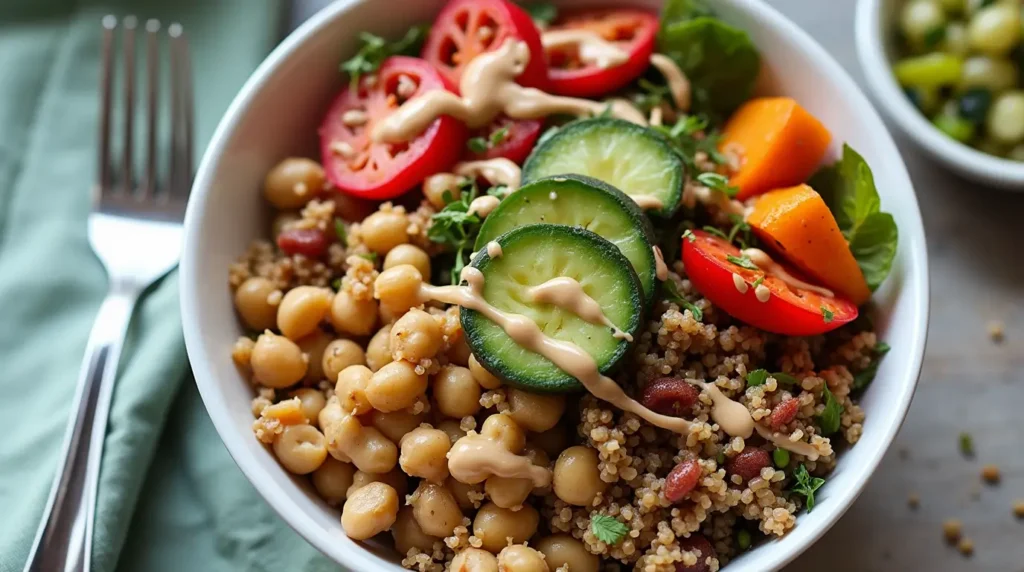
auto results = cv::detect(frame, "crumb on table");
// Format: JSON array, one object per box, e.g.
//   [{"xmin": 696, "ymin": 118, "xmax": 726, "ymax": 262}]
[
  {"xmin": 981, "ymin": 464, "xmax": 1001, "ymax": 484},
  {"xmin": 1013, "ymin": 499, "xmax": 1024, "ymax": 519},
  {"xmin": 942, "ymin": 519, "xmax": 962, "ymax": 544},
  {"xmin": 907, "ymin": 492, "xmax": 920, "ymax": 509},
  {"xmin": 957, "ymin": 537, "xmax": 974, "ymax": 557},
  {"xmin": 987, "ymin": 320, "xmax": 1004, "ymax": 343}
]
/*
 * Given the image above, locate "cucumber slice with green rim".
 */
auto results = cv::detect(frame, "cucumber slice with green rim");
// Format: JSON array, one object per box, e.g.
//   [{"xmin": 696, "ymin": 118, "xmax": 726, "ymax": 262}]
[
  {"xmin": 461, "ymin": 224, "xmax": 643, "ymax": 393},
  {"xmin": 522, "ymin": 118, "xmax": 685, "ymax": 217},
  {"xmin": 474, "ymin": 174, "xmax": 658, "ymax": 304}
]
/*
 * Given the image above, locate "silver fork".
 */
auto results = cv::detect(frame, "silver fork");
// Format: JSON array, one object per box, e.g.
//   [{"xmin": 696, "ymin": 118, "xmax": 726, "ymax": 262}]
[{"xmin": 23, "ymin": 16, "xmax": 193, "ymax": 572}]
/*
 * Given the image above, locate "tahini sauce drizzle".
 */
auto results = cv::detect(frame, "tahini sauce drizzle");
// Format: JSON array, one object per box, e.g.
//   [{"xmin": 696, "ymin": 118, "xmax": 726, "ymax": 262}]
[
  {"xmin": 424, "ymin": 158, "xmax": 522, "ymax": 219},
  {"xmin": 448, "ymin": 432, "xmax": 551, "ymax": 486},
  {"xmin": 486, "ymin": 241, "xmax": 503, "ymax": 258},
  {"xmin": 372, "ymin": 39, "xmax": 646, "ymax": 144},
  {"xmin": 653, "ymin": 246, "xmax": 669, "ymax": 281},
  {"xmin": 754, "ymin": 424, "xmax": 821, "ymax": 461},
  {"xmin": 632, "ymin": 195, "xmax": 665, "ymax": 210},
  {"xmin": 732, "ymin": 273, "xmax": 749, "ymax": 294},
  {"xmin": 742, "ymin": 248, "xmax": 835, "ymax": 298},
  {"xmin": 541, "ymin": 29, "xmax": 630, "ymax": 69},
  {"xmin": 684, "ymin": 183, "xmax": 750, "ymax": 219},
  {"xmin": 467, "ymin": 196, "xmax": 500, "ymax": 218},
  {"xmin": 649, "ymin": 53, "xmax": 692, "ymax": 112},
  {"xmin": 527, "ymin": 277, "xmax": 633, "ymax": 342}
]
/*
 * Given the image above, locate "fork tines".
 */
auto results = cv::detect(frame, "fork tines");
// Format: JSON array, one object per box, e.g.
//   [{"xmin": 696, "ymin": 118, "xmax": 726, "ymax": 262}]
[{"xmin": 98, "ymin": 15, "xmax": 193, "ymax": 200}]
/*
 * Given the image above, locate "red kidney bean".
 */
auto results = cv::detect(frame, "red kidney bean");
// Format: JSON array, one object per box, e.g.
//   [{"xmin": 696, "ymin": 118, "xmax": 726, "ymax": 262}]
[
  {"xmin": 640, "ymin": 377, "xmax": 701, "ymax": 417},
  {"xmin": 769, "ymin": 398, "xmax": 799, "ymax": 429},
  {"xmin": 277, "ymin": 228, "xmax": 328, "ymax": 258},
  {"xmin": 675, "ymin": 535, "xmax": 716, "ymax": 572},
  {"xmin": 665, "ymin": 459, "xmax": 702, "ymax": 503},
  {"xmin": 726, "ymin": 448, "xmax": 772, "ymax": 483}
]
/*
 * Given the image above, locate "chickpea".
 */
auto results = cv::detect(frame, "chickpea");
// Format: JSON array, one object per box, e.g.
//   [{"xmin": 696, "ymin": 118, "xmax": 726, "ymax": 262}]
[
  {"xmin": 498, "ymin": 545, "xmax": 549, "ymax": 572},
  {"xmin": 447, "ymin": 476, "xmax": 481, "ymax": 510},
  {"xmin": 369, "ymin": 409, "xmax": 427, "ymax": 444},
  {"xmin": 530, "ymin": 427, "xmax": 569, "ymax": 460},
  {"xmin": 361, "ymin": 209, "xmax": 409, "ymax": 255},
  {"xmin": 366, "ymin": 325, "xmax": 393, "ymax": 372},
  {"xmin": 276, "ymin": 286, "xmax": 333, "ymax": 340},
  {"xmin": 322, "ymin": 338, "xmax": 366, "ymax": 382},
  {"xmin": 289, "ymin": 388, "xmax": 327, "ymax": 425},
  {"xmin": 318, "ymin": 398, "xmax": 352, "ymax": 462},
  {"xmin": 899, "ymin": 0, "xmax": 945, "ymax": 46},
  {"xmin": 450, "ymin": 548, "xmax": 498, "ymax": 572},
  {"xmin": 322, "ymin": 411, "xmax": 398, "ymax": 473},
  {"xmin": 446, "ymin": 335, "xmax": 471, "ymax": 366},
  {"xmin": 436, "ymin": 420, "xmax": 467, "ymax": 446},
  {"xmin": 312, "ymin": 457, "xmax": 356, "ymax": 504},
  {"xmin": 410, "ymin": 482, "xmax": 464, "ymax": 538},
  {"xmin": 536, "ymin": 535, "xmax": 598, "ymax": 572},
  {"xmin": 341, "ymin": 481, "xmax": 399, "ymax": 540},
  {"xmin": 967, "ymin": 3, "xmax": 1021, "ymax": 57},
  {"xmin": 480, "ymin": 414, "xmax": 526, "ymax": 453},
  {"xmin": 263, "ymin": 157, "xmax": 325, "ymax": 209},
  {"xmin": 366, "ymin": 360, "xmax": 428, "ymax": 412},
  {"xmin": 329, "ymin": 290, "xmax": 378, "ymax": 337},
  {"xmin": 234, "ymin": 277, "xmax": 279, "ymax": 331},
  {"xmin": 473, "ymin": 502, "xmax": 539, "ymax": 554},
  {"xmin": 296, "ymin": 329, "xmax": 332, "ymax": 382},
  {"xmin": 553, "ymin": 446, "xmax": 606, "ymax": 507},
  {"xmin": 423, "ymin": 174, "xmax": 463, "ymax": 210},
  {"xmin": 392, "ymin": 507, "xmax": 440, "ymax": 555},
  {"xmin": 506, "ymin": 389, "xmax": 565, "ymax": 433},
  {"xmin": 485, "ymin": 446, "xmax": 548, "ymax": 509},
  {"xmin": 400, "ymin": 427, "xmax": 452, "ymax": 482},
  {"xmin": 468, "ymin": 354, "xmax": 502, "ymax": 390},
  {"xmin": 251, "ymin": 331, "xmax": 308, "ymax": 388},
  {"xmin": 348, "ymin": 469, "xmax": 409, "ymax": 498},
  {"xmin": 384, "ymin": 244, "xmax": 431, "ymax": 279},
  {"xmin": 374, "ymin": 264, "xmax": 423, "ymax": 315},
  {"xmin": 432, "ymin": 365, "xmax": 481, "ymax": 419},
  {"xmin": 987, "ymin": 91, "xmax": 1024, "ymax": 144},
  {"xmin": 273, "ymin": 424, "xmax": 328, "ymax": 475},
  {"xmin": 390, "ymin": 309, "xmax": 443, "ymax": 362},
  {"xmin": 334, "ymin": 365, "xmax": 371, "ymax": 415},
  {"xmin": 378, "ymin": 302, "xmax": 401, "ymax": 325}
]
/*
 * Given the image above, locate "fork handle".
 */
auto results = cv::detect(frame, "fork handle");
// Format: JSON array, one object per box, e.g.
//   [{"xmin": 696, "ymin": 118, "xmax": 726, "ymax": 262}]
[{"xmin": 23, "ymin": 288, "xmax": 139, "ymax": 572}]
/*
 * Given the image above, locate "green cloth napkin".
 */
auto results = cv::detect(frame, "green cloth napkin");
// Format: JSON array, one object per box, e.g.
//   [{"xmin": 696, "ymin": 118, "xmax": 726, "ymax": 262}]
[{"xmin": 0, "ymin": 1, "xmax": 338, "ymax": 570}]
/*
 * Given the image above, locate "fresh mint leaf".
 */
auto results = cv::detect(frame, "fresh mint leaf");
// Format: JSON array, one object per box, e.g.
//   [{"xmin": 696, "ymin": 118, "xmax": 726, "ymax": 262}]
[
  {"xmin": 817, "ymin": 386, "xmax": 842, "ymax": 436},
  {"xmin": 791, "ymin": 464, "xmax": 825, "ymax": 511},
  {"xmin": 590, "ymin": 514, "xmax": 629, "ymax": 545},
  {"xmin": 340, "ymin": 26, "xmax": 429, "ymax": 88},
  {"xmin": 520, "ymin": 1, "xmax": 558, "ymax": 26},
  {"xmin": 663, "ymin": 279, "xmax": 703, "ymax": 321},
  {"xmin": 746, "ymin": 369, "xmax": 769, "ymax": 387},
  {"xmin": 726, "ymin": 254, "xmax": 759, "ymax": 271},
  {"xmin": 821, "ymin": 306, "xmax": 835, "ymax": 324}
]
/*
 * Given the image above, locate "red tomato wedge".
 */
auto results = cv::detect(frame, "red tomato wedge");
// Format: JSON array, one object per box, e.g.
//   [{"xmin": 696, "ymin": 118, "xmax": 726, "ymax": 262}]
[
  {"xmin": 465, "ymin": 116, "xmax": 543, "ymax": 164},
  {"xmin": 681, "ymin": 231, "xmax": 858, "ymax": 336},
  {"xmin": 319, "ymin": 57, "xmax": 467, "ymax": 201},
  {"xmin": 421, "ymin": 0, "xmax": 550, "ymax": 90},
  {"xmin": 545, "ymin": 8, "xmax": 658, "ymax": 98}
]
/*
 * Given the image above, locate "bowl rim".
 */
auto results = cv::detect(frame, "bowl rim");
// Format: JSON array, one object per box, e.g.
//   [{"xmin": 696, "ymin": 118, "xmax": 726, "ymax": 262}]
[
  {"xmin": 181, "ymin": 1, "xmax": 930, "ymax": 570},
  {"xmin": 855, "ymin": 0, "xmax": 1024, "ymax": 187}
]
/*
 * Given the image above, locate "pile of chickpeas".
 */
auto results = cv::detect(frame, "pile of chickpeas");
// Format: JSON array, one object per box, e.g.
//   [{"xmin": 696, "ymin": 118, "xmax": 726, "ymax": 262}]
[
  {"xmin": 230, "ymin": 157, "xmax": 615, "ymax": 572},
  {"xmin": 894, "ymin": 0, "xmax": 1024, "ymax": 158}
]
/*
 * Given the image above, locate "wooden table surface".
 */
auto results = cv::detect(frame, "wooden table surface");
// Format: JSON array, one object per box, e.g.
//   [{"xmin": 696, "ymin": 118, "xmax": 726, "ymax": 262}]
[{"xmin": 292, "ymin": 1, "xmax": 1024, "ymax": 570}]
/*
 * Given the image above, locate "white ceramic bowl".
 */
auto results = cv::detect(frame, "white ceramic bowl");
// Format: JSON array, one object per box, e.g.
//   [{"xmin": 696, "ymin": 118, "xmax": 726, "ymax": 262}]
[
  {"xmin": 181, "ymin": 1, "xmax": 930, "ymax": 570},
  {"xmin": 856, "ymin": 0, "xmax": 1024, "ymax": 189}
]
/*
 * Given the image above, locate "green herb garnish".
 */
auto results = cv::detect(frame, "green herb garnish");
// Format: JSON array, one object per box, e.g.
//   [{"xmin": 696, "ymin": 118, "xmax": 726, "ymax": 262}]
[
  {"xmin": 737, "ymin": 529, "xmax": 752, "ymax": 550},
  {"xmin": 652, "ymin": 116, "xmax": 726, "ymax": 172},
  {"xmin": 520, "ymin": 1, "xmax": 558, "ymax": 26},
  {"xmin": 682, "ymin": 229, "xmax": 696, "ymax": 243},
  {"xmin": 820, "ymin": 306, "xmax": 834, "ymax": 323},
  {"xmin": 466, "ymin": 137, "xmax": 488, "ymax": 154},
  {"xmin": 696, "ymin": 172, "xmax": 739, "ymax": 198},
  {"xmin": 791, "ymin": 464, "xmax": 825, "ymax": 512},
  {"xmin": 427, "ymin": 181, "xmax": 484, "ymax": 284},
  {"xmin": 334, "ymin": 217, "xmax": 348, "ymax": 243},
  {"xmin": 590, "ymin": 514, "xmax": 629, "ymax": 545},
  {"xmin": 817, "ymin": 386, "xmax": 842, "ymax": 436},
  {"xmin": 751, "ymin": 275, "xmax": 764, "ymax": 289},
  {"xmin": 852, "ymin": 341, "xmax": 891, "ymax": 390},
  {"xmin": 773, "ymin": 448, "xmax": 790, "ymax": 468},
  {"xmin": 358, "ymin": 252, "xmax": 379, "ymax": 263},
  {"xmin": 923, "ymin": 25, "xmax": 946, "ymax": 49},
  {"xmin": 701, "ymin": 226, "xmax": 729, "ymax": 240},
  {"xmin": 340, "ymin": 26, "xmax": 428, "ymax": 88},
  {"xmin": 663, "ymin": 279, "xmax": 703, "ymax": 321},
  {"xmin": 958, "ymin": 432, "xmax": 974, "ymax": 457},
  {"xmin": 330, "ymin": 278, "xmax": 342, "ymax": 292},
  {"xmin": 489, "ymin": 126, "xmax": 510, "ymax": 146},
  {"xmin": 771, "ymin": 372, "xmax": 799, "ymax": 386},
  {"xmin": 726, "ymin": 254, "xmax": 758, "ymax": 271},
  {"xmin": 746, "ymin": 369, "xmax": 768, "ymax": 387}
]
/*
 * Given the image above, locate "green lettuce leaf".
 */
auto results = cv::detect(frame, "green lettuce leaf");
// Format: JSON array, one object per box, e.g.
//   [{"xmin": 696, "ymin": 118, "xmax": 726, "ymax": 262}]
[{"xmin": 660, "ymin": 0, "xmax": 715, "ymax": 28}]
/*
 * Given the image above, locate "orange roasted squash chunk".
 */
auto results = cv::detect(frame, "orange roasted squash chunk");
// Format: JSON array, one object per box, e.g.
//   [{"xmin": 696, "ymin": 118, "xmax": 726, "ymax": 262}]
[
  {"xmin": 719, "ymin": 98, "xmax": 832, "ymax": 200},
  {"xmin": 747, "ymin": 184, "xmax": 871, "ymax": 306}
]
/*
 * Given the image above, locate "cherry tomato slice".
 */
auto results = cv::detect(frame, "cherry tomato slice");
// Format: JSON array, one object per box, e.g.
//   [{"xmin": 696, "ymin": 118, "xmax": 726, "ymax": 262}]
[
  {"xmin": 545, "ymin": 8, "xmax": 658, "ymax": 98},
  {"xmin": 319, "ymin": 57, "xmax": 467, "ymax": 201},
  {"xmin": 681, "ymin": 231, "xmax": 858, "ymax": 336},
  {"xmin": 465, "ymin": 116, "xmax": 543, "ymax": 164},
  {"xmin": 422, "ymin": 0, "xmax": 550, "ymax": 90}
]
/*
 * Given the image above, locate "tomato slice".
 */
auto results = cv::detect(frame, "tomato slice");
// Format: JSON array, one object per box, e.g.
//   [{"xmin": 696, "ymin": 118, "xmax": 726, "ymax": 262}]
[
  {"xmin": 681, "ymin": 231, "xmax": 858, "ymax": 336},
  {"xmin": 545, "ymin": 8, "xmax": 658, "ymax": 98},
  {"xmin": 421, "ymin": 0, "xmax": 550, "ymax": 90},
  {"xmin": 319, "ymin": 57, "xmax": 467, "ymax": 201},
  {"xmin": 465, "ymin": 117, "xmax": 543, "ymax": 164}
]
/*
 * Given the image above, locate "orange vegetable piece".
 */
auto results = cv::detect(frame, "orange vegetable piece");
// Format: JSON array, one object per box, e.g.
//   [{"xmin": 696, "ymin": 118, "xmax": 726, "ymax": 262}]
[
  {"xmin": 746, "ymin": 184, "xmax": 871, "ymax": 306},
  {"xmin": 719, "ymin": 97, "xmax": 832, "ymax": 200}
]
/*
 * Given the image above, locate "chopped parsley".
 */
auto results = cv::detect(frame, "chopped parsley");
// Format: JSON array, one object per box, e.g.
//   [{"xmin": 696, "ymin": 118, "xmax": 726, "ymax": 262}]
[
  {"xmin": 696, "ymin": 172, "xmax": 739, "ymax": 198},
  {"xmin": 466, "ymin": 126, "xmax": 511, "ymax": 154},
  {"xmin": 333, "ymin": 217, "xmax": 347, "ymax": 243},
  {"xmin": 701, "ymin": 226, "xmax": 729, "ymax": 240},
  {"xmin": 726, "ymin": 254, "xmax": 758, "ymax": 271},
  {"xmin": 726, "ymin": 213, "xmax": 752, "ymax": 248},
  {"xmin": 791, "ymin": 464, "xmax": 825, "ymax": 512},
  {"xmin": 651, "ymin": 115, "xmax": 726, "ymax": 173},
  {"xmin": 773, "ymin": 448, "xmax": 790, "ymax": 468},
  {"xmin": 489, "ymin": 125, "xmax": 510, "ymax": 146},
  {"xmin": 958, "ymin": 432, "xmax": 974, "ymax": 457},
  {"xmin": 632, "ymin": 78, "xmax": 672, "ymax": 112},
  {"xmin": 817, "ymin": 386, "xmax": 842, "ymax": 436},
  {"xmin": 663, "ymin": 279, "xmax": 703, "ymax": 321},
  {"xmin": 746, "ymin": 369, "xmax": 799, "ymax": 388},
  {"xmin": 427, "ymin": 180, "xmax": 485, "ymax": 284},
  {"xmin": 820, "ymin": 306, "xmax": 835, "ymax": 324},
  {"xmin": 330, "ymin": 278, "xmax": 342, "ymax": 292},
  {"xmin": 590, "ymin": 514, "xmax": 629, "ymax": 545},
  {"xmin": 736, "ymin": 529, "xmax": 752, "ymax": 551},
  {"xmin": 771, "ymin": 372, "xmax": 799, "ymax": 386},
  {"xmin": 852, "ymin": 341, "xmax": 891, "ymax": 390},
  {"xmin": 358, "ymin": 252, "xmax": 378, "ymax": 263},
  {"xmin": 466, "ymin": 137, "xmax": 489, "ymax": 154},
  {"xmin": 682, "ymin": 229, "xmax": 696, "ymax": 243},
  {"xmin": 340, "ymin": 26, "xmax": 428, "ymax": 88},
  {"xmin": 520, "ymin": 1, "xmax": 558, "ymax": 26},
  {"xmin": 751, "ymin": 275, "xmax": 764, "ymax": 289}
]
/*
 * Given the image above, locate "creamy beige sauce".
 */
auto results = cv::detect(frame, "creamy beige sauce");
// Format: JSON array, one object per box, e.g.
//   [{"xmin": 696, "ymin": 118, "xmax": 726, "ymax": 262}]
[
  {"xmin": 649, "ymin": 53, "xmax": 692, "ymax": 112},
  {"xmin": 754, "ymin": 424, "xmax": 821, "ymax": 461},
  {"xmin": 486, "ymin": 241, "xmax": 503, "ymax": 258},
  {"xmin": 372, "ymin": 39, "xmax": 645, "ymax": 143},
  {"xmin": 742, "ymin": 248, "xmax": 835, "ymax": 298},
  {"xmin": 448, "ymin": 433, "xmax": 551, "ymax": 486},
  {"xmin": 653, "ymin": 246, "xmax": 669, "ymax": 281},
  {"xmin": 549, "ymin": 191, "xmax": 558, "ymax": 200},
  {"xmin": 541, "ymin": 29, "xmax": 630, "ymax": 69},
  {"xmin": 455, "ymin": 158, "xmax": 521, "ymax": 191},
  {"xmin": 690, "ymin": 381, "xmax": 755, "ymax": 439},
  {"xmin": 423, "ymin": 172, "xmax": 464, "ymax": 204},
  {"xmin": 467, "ymin": 195, "xmax": 501, "ymax": 218},
  {"xmin": 527, "ymin": 277, "xmax": 633, "ymax": 342},
  {"xmin": 684, "ymin": 182, "xmax": 750, "ymax": 218},
  {"xmin": 754, "ymin": 284, "xmax": 771, "ymax": 303},
  {"xmin": 649, "ymin": 105, "xmax": 664, "ymax": 127},
  {"xmin": 419, "ymin": 268, "xmax": 691, "ymax": 434},
  {"xmin": 732, "ymin": 273, "xmax": 749, "ymax": 294},
  {"xmin": 633, "ymin": 195, "xmax": 665, "ymax": 210}
]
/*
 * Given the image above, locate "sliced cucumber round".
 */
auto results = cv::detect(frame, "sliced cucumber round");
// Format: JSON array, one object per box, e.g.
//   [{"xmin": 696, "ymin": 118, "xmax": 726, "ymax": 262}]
[
  {"xmin": 522, "ymin": 118, "xmax": 685, "ymax": 217},
  {"xmin": 461, "ymin": 224, "xmax": 643, "ymax": 393},
  {"xmin": 474, "ymin": 174, "xmax": 658, "ymax": 304}
]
